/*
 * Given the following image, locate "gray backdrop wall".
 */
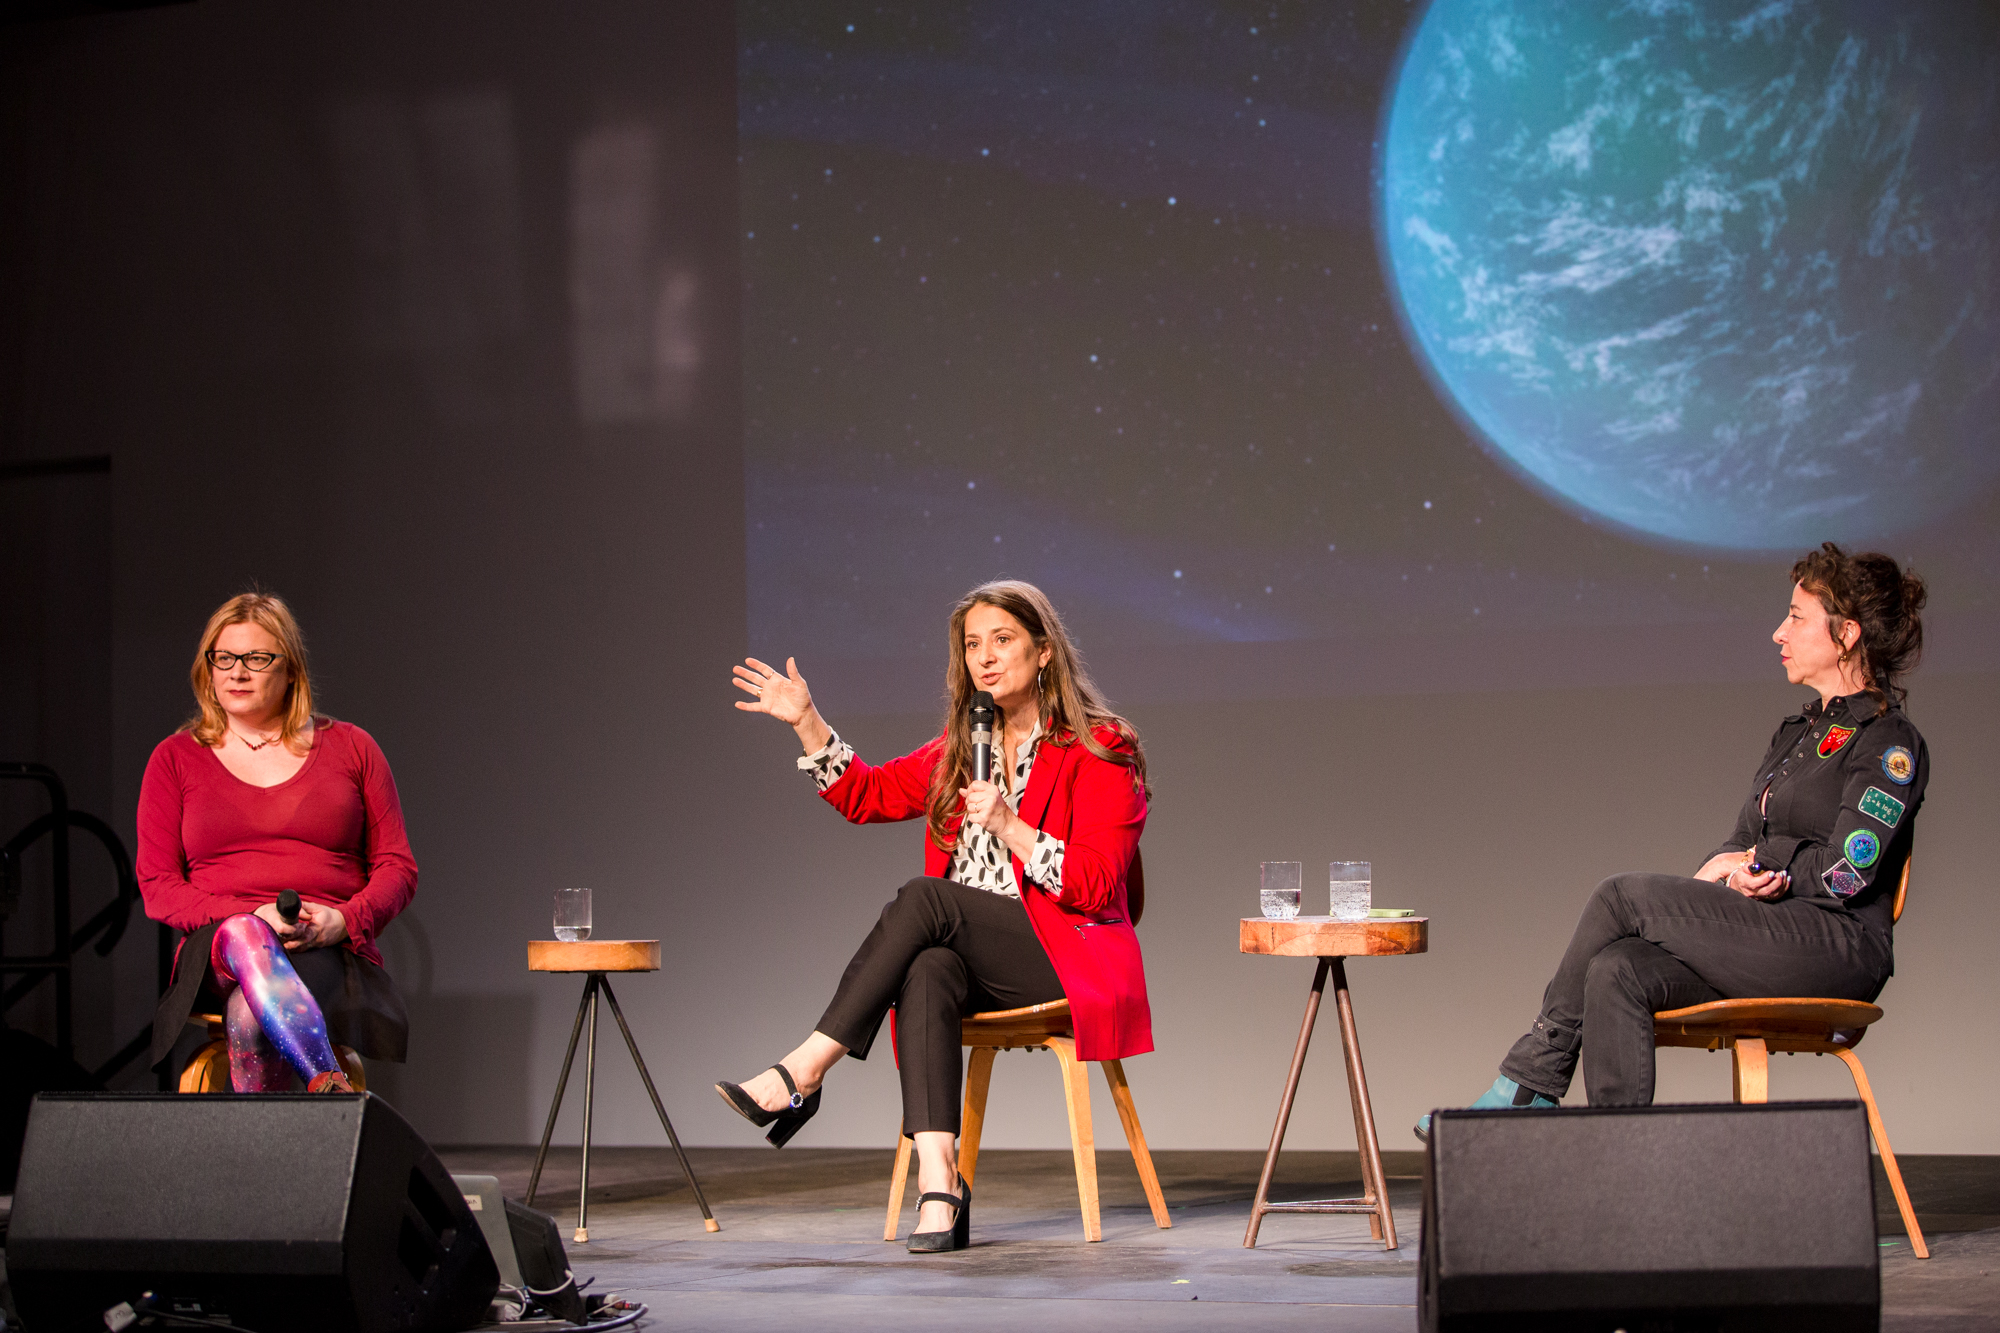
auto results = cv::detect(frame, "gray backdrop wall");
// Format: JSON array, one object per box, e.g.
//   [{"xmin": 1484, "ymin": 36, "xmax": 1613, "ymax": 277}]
[{"xmin": 3, "ymin": 0, "xmax": 1994, "ymax": 1159}]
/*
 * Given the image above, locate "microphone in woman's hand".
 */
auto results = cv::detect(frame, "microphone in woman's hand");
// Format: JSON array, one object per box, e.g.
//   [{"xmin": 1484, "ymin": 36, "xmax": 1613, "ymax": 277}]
[
  {"xmin": 277, "ymin": 889, "xmax": 302, "ymax": 925},
  {"xmin": 970, "ymin": 691, "xmax": 996, "ymax": 783}
]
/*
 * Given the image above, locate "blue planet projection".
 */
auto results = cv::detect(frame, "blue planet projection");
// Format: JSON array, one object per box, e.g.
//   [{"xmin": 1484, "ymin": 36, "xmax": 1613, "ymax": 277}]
[{"xmin": 1380, "ymin": 0, "xmax": 2000, "ymax": 551}]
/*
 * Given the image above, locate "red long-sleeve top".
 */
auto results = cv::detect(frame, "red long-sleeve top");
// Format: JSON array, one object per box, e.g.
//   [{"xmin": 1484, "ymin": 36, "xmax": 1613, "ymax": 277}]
[{"xmin": 137, "ymin": 720, "xmax": 418, "ymax": 970}]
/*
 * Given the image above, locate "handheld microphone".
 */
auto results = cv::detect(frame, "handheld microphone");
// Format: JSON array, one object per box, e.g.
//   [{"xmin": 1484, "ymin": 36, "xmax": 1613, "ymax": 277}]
[
  {"xmin": 277, "ymin": 889, "xmax": 302, "ymax": 925},
  {"xmin": 970, "ymin": 690, "xmax": 996, "ymax": 783}
]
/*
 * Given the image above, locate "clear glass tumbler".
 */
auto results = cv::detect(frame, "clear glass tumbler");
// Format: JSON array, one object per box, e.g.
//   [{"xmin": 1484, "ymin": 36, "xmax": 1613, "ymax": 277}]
[
  {"xmin": 1329, "ymin": 862, "xmax": 1372, "ymax": 921},
  {"xmin": 1260, "ymin": 861, "xmax": 1303, "ymax": 919},
  {"xmin": 553, "ymin": 887, "xmax": 593, "ymax": 942}
]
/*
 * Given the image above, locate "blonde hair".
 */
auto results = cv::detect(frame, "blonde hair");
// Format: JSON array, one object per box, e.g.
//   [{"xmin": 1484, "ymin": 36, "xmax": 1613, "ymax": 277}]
[
  {"xmin": 183, "ymin": 592, "xmax": 316, "ymax": 753},
  {"xmin": 925, "ymin": 580, "xmax": 1147, "ymax": 852}
]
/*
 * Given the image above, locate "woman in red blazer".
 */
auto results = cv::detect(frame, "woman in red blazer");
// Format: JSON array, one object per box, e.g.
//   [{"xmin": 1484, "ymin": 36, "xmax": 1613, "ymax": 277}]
[{"xmin": 717, "ymin": 580, "xmax": 1151, "ymax": 1252}]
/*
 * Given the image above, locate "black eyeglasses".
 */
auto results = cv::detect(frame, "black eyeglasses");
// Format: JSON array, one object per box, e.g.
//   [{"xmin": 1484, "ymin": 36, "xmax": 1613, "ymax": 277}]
[{"xmin": 206, "ymin": 650, "xmax": 284, "ymax": 672}]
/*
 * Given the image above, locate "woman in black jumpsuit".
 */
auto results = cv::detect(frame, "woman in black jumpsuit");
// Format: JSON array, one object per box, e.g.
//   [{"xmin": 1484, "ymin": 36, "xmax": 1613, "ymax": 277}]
[{"xmin": 1429, "ymin": 544, "xmax": 1928, "ymax": 1123}]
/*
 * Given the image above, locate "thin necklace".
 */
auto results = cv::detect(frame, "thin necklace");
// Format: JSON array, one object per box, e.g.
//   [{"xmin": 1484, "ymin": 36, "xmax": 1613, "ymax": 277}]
[{"xmin": 230, "ymin": 725, "xmax": 282, "ymax": 751}]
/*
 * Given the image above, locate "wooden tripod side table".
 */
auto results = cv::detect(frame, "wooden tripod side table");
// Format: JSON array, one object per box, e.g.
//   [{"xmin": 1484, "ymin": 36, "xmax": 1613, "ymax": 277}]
[
  {"xmin": 526, "ymin": 939, "xmax": 718, "ymax": 1241},
  {"xmin": 1238, "ymin": 916, "xmax": 1428, "ymax": 1250}
]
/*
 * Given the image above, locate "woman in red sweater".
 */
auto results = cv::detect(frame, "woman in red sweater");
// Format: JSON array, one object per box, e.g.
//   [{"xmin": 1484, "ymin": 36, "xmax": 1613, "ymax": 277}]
[
  {"xmin": 716, "ymin": 581, "xmax": 1150, "ymax": 1252},
  {"xmin": 139, "ymin": 593, "xmax": 417, "ymax": 1092}
]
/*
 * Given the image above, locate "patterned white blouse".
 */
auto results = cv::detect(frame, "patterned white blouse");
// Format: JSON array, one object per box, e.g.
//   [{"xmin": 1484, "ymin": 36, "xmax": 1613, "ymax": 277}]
[{"xmin": 799, "ymin": 725, "xmax": 1066, "ymax": 898}]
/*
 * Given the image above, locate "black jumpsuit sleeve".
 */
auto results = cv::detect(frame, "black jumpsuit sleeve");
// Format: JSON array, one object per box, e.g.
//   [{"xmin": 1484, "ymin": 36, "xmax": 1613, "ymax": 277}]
[{"xmin": 1772, "ymin": 715, "xmax": 1926, "ymax": 901}]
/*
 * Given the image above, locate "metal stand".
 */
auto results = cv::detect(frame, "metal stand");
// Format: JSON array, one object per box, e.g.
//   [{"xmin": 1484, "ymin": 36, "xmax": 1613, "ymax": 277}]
[
  {"xmin": 525, "ymin": 970, "xmax": 718, "ymax": 1241},
  {"xmin": 1243, "ymin": 956, "xmax": 1397, "ymax": 1249}
]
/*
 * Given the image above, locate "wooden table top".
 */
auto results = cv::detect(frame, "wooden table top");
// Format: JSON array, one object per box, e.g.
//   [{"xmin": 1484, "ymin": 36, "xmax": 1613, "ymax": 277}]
[
  {"xmin": 528, "ymin": 939, "xmax": 661, "ymax": 972},
  {"xmin": 1239, "ymin": 916, "xmax": 1428, "ymax": 958}
]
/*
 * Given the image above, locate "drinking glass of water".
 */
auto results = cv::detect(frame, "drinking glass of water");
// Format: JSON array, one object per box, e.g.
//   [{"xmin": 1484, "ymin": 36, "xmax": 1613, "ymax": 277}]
[
  {"xmin": 553, "ymin": 887, "xmax": 592, "ymax": 941},
  {"xmin": 1260, "ymin": 862, "xmax": 1303, "ymax": 919},
  {"xmin": 1329, "ymin": 862, "xmax": 1372, "ymax": 921}
]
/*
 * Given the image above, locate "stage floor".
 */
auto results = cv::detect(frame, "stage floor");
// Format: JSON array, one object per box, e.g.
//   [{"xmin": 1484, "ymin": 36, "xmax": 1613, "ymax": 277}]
[{"xmin": 437, "ymin": 1145, "xmax": 2000, "ymax": 1332}]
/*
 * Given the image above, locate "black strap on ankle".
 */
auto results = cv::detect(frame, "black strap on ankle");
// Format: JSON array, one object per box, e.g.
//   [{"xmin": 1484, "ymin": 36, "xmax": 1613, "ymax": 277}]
[
  {"xmin": 771, "ymin": 1064, "xmax": 804, "ymax": 1109},
  {"xmin": 918, "ymin": 1191, "xmax": 963, "ymax": 1208}
]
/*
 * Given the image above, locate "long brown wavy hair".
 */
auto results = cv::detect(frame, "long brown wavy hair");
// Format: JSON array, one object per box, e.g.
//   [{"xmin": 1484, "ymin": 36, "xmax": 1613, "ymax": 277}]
[
  {"xmin": 925, "ymin": 580, "xmax": 1147, "ymax": 852},
  {"xmin": 182, "ymin": 591, "xmax": 317, "ymax": 754}
]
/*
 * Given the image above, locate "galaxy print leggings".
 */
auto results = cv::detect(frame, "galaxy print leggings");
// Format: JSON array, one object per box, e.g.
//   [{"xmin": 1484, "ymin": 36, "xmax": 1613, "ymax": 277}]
[{"xmin": 209, "ymin": 913, "xmax": 343, "ymax": 1091}]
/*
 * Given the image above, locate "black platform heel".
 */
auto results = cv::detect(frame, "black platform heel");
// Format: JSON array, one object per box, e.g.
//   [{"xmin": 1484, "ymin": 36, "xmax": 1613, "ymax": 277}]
[
  {"xmin": 907, "ymin": 1179, "xmax": 971, "ymax": 1253},
  {"xmin": 714, "ymin": 1065, "xmax": 820, "ymax": 1147}
]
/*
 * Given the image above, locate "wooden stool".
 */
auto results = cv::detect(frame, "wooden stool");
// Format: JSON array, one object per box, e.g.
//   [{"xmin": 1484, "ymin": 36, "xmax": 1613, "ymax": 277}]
[
  {"xmin": 881, "ymin": 997, "xmax": 1173, "ymax": 1244},
  {"xmin": 526, "ymin": 939, "xmax": 718, "ymax": 1241},
  {"xmin": 1238, "ymin": 915, "xmax": 1429, "ymax": 1250},
  {"xmin": 177, "ymin": 1013, "xmax": 367, "ymax": 1093}
]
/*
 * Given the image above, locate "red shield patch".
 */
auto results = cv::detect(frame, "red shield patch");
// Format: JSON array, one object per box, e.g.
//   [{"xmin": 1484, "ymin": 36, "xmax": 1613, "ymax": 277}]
[{"xmin": 1818, "ymin": 725, "xmax": 1856, "ymax": 758}]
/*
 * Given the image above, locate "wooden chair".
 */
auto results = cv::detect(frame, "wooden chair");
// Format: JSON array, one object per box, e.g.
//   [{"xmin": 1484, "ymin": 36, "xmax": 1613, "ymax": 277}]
[
  {"xmin": 1653, "ymin": 858, "xmax": 1926, "ymax": 1259},
  {"xmin": 883, "ymin": 852, "xmax": 1172, "ymax": 1243},
  {"xmin": 177, "ymin": 1012, "xmax": 367, "ymax": 1093}
]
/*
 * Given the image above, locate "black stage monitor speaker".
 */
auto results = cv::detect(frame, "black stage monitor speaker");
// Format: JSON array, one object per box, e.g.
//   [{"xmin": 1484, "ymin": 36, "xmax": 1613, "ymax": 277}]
[
  {"xmin": 1420, "ymin": 1100, "xmax": 1878, "ymax": 1333},
  {"xmin": 9, "ymin": 1092, "xmax": 500, "ymax": 1333}
]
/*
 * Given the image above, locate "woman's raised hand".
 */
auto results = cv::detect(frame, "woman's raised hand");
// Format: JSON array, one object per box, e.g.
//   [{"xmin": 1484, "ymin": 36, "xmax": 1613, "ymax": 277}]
[
  {"xmin": 734, "ymin": 657, "xmax": 833, "ymax": 752},
  {"xmin": 733, "ymin": 657, "xmax": 813, "ymax": 722}
]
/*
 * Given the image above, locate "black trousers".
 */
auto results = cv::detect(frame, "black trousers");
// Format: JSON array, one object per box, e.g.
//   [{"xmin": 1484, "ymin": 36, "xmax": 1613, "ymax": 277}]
[
  {"xmin": 816, "ymin": 877, "xmax": 1065, "ymax": 1135},
  {"xmin": 1500, "ymin": 873, "xmax": 1892, "ymax": 1106}
]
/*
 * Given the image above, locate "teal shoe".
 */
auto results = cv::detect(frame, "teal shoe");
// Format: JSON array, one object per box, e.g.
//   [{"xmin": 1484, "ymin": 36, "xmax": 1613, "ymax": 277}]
[{"xmin": 1414, "ymin": 1076, "xmax": 1560, "ymax": 1143}]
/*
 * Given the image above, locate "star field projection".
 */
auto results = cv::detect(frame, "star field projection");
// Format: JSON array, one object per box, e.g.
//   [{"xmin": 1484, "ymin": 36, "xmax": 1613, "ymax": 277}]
[{"xmin": 737, "ymin": 2, "xmax": 1827, "ymax": 673}]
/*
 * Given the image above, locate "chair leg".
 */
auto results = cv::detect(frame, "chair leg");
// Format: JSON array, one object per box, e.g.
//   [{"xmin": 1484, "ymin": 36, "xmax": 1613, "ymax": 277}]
[
  {"xmin": 336, "ymin": 1046, "xmax": 367, "ymax": 1093},
  {"xmin": 1731, "ymin": 1037, "xmax": 1769, "ymax": 1103},
  {"xmin": 1835, "ymin": 1047, "xmax": 1929, "ymax": 1260},
  {"xmin": 959, "ymin": 1046, "xmax": 997, "ymax": 1188},
  {"xmin": 1048, "ymin": 1035, "xmax": 1101, "ymax": 1242},
  {"xmin": 178, "ymin": 1039, "xmax": 229, "ymax": 1093},
  {"xmin": 884, "ymin": 1129, "xmax": 914, "ymax": 1242},
  {"xmin": 1102, "ymin": 1059, "xmax": 1170, "ymax": 1229}
]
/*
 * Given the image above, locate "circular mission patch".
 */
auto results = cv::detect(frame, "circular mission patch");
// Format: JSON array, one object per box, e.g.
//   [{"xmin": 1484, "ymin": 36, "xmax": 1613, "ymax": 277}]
[
  {"xmin": 1844, "ymin": 828, "xmax": 1882, "ymax": 869},
  {"xmin": 1880, "ymin": 746, "xmax": 1915, "ymax": 785}
]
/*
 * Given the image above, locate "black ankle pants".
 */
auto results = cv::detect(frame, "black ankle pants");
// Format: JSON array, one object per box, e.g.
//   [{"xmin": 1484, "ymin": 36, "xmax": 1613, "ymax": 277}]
[
  {"xmin": 1499, "ymin": 873, "xmax": 1892, "ymax": 1106},
  {"xmin": 816, "ymin": 876, "xmax": 1064, "ymax": 1134}
]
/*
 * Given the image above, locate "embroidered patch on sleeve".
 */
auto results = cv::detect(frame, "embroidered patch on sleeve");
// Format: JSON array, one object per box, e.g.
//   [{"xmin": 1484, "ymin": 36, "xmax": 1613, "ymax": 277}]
[
  {"xmin": 1821, "ymin": 859, "xmax": 1865, "ymax": 898},
  {"xmin": 1880, "ymin": 746, "xmax": 1915, "ymax": 785},
  {"xmin": 1817, "ymin": 724, "xmax": 1856, "ymax": 757},
  {"xmin": 1843, "ymin": 828, "xmax": 1881, "ymax": 869},
  {"xmin": 1857, "ymin": 786, "xmax": 1906, "ymax": 828}
]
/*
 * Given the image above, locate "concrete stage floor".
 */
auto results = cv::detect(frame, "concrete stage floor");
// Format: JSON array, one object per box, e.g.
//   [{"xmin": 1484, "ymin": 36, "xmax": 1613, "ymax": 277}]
[{"xmin": 440, "ymin": 1145, "xmax": 2000, "ymax": 1331}]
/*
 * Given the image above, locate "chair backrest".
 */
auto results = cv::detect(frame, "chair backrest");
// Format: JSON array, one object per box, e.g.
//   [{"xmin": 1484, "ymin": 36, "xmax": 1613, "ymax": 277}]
[
  {"xmin": 1127, "ymin": 847, "xmax": 1145, "ymax": 926},
  {"xmin": 1892, "ymin": 855, "xmax": 1910, "ymax": 924}
]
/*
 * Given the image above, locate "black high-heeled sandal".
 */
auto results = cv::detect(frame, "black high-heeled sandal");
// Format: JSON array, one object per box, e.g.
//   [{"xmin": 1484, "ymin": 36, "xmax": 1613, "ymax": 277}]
[
  {"xmin": 906, "ymin": 1179, "xmax": 971, "ymax": 1253},
  {"xmin": 713, "ymin": 1065, "xmax": 821, "ymax": 1148}
]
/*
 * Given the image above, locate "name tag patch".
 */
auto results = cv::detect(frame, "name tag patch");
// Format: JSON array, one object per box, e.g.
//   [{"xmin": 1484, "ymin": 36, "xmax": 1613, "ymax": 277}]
[
  {"xmin": 1880, "ymin": 746, "xmax": 1915, "ymax": 785},
  {"xmin": 1858, "ymin": 786, "xmax": 1906, "ymax": 829},
  {"xmin": 1843, "ymin": 828, "xmax": 1881, "ymax": 869}
]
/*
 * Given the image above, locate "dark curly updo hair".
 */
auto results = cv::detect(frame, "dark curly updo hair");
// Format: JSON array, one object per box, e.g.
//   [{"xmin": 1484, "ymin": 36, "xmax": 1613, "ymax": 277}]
[{"xmin": 1790, "ymin": 543, "xmax": 1927, "ymax": 707}]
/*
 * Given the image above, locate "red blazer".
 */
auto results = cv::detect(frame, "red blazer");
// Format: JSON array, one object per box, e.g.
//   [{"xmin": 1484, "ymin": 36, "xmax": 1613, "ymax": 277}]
[{"xmin": 819, "ymin": 727, "xmax": 1152, "ymax": 1060}]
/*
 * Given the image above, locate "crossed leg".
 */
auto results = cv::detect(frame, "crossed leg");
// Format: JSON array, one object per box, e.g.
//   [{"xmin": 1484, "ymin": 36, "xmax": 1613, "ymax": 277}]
[{"xmin": 209, "ymin": 913, "xmax": 345, "ymax": 1092}]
